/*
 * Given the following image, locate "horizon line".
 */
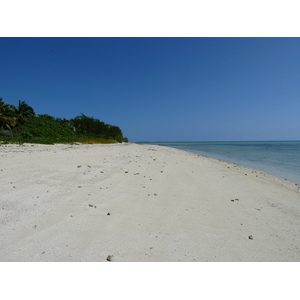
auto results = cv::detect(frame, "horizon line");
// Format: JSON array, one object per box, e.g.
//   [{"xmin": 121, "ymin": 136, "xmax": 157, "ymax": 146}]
[{"xmin": 135, "ymin": 139, "xmax": 300, "ymax": 143}]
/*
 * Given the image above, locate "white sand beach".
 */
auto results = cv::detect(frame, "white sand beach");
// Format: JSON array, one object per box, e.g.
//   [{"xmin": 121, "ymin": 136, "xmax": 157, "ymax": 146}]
[{"xmin": 0, "ymin": 142, "xmax": 299, "ymax": 262}]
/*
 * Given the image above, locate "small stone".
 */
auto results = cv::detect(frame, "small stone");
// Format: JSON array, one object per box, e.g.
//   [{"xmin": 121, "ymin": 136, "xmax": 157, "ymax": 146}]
[
  {"xmin": 154, "ymin": 193, "xmax": 158, "ymax": 196},
  {"xmin": 106, "ymin": 255, "xmax": 113, "ymax": 261},
  {"xmin": 107, "ymin": 212, "xmax": 110, "ymax": 215},
  {"xmin": 77, "ymin": 165, "xmax": 82, "ymax": 168},
  {"xmin": 70, "ymin": 215, "xmax": 73, "ymax": 217},
  {"xmin": 88, "ymin": 204, "xmax": 93, "ymax": 207},
  {"xmin": 231, "ymin": 199, "xmax": 234, "ymax": 202},
  {"xmin": 248, "ymin": 235, "xmax": 253, "ymax": 240},
  {"xmin": 78, "ymin": 186, "xmax": 82, "ymax": 188}
]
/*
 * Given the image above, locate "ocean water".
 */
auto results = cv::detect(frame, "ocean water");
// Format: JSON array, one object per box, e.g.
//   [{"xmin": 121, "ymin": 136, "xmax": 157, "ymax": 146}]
[{"xmin": 143, "ymin": 141, "xmax": 300, "ymax": 184}]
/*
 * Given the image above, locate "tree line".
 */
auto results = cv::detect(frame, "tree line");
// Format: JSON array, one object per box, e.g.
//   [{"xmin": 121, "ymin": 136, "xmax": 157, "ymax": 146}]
[{"xmin": 0, "ymin": 98, "xmax": 128, "ymax": 144}]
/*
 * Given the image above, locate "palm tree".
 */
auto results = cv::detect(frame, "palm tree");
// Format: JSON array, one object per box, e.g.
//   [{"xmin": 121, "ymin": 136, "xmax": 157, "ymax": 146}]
[
  {"xmin": 11, "ymin": 100, "xmax": 35, "ymax": 125},
  {"xmin": 0, "ymin": 98, "xmax": 17, "ymax": 130}
]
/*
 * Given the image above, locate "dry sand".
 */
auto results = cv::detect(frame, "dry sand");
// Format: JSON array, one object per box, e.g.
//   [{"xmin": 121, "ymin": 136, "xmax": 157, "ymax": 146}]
[{"xmin": 0, "ymin": 142, "xmax": 299, "ymax": 261}]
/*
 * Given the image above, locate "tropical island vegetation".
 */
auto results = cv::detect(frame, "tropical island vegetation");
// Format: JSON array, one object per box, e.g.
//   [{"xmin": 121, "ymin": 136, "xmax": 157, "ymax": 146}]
[{"xmin": 0, "ymin": 98, "xmax": 128, "ymax": 144}]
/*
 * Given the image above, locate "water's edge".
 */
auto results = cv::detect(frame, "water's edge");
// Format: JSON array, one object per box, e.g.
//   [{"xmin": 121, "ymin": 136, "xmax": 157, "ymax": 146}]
[{"xmin": 138, "ymin": 141, "xmax": 300, "ymax": 184}]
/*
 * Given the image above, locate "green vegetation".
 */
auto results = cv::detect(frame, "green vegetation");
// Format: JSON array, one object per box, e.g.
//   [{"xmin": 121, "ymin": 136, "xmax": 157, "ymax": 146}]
[
  {"xmin": 0, "ymin": 99, "xmax": 17, "ymax": 129},
  {"xmin": 0, "ymin": 98, "xmax": 128, "ymax": 144}
]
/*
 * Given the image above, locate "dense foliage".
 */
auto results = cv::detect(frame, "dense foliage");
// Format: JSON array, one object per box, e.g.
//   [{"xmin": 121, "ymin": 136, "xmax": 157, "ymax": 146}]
[{"xmin": 0, "ymin": 98, "xmax": 128, "ymax": 144}]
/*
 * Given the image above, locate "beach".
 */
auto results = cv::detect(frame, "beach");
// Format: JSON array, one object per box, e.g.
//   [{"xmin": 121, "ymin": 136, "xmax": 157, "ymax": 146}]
[{"xmin": 0, "ymin": 142, "xmax": 299, "ymax": 262}]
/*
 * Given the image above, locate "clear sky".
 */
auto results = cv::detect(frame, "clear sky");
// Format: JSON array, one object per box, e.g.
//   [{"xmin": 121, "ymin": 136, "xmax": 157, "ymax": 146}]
[{"xmin": 1, "ymin": 37, "xmax": 299, "ymax": 142}]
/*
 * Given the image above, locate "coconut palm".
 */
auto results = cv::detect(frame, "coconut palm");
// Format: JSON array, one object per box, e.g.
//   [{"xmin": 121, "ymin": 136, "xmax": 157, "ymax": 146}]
[
  {"xmin": 11, "ymin": 100, "xmax": 35, "ymax": 125},
  {"xmin": 0, "ymin": 98, "xmax": 17, "ymax": 129}
]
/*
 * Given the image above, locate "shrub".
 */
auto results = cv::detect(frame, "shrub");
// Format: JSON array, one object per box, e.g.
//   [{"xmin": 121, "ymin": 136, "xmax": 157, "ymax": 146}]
[{"xmin": 12, "ymin": 115, "xmax": 77, "ymax": 144}]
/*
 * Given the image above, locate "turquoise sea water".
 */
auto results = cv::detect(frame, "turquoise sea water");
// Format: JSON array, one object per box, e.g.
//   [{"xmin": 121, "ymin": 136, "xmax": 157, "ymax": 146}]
[{"xmin": 141, "ymin": 141, "xmax": 300, "ymax": 184}]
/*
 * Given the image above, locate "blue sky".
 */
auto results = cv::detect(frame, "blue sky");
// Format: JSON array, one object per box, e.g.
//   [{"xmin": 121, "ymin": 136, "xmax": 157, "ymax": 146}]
[{"xmin": 1, "ymin": 38, "xmax": 299, "ymax": 142}]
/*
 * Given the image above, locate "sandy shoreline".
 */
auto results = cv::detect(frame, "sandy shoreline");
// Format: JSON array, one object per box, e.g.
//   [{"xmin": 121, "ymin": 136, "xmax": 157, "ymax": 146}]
[{"xmin": 0, "ymin": 142, "xmax": 299, "ymax": 261}]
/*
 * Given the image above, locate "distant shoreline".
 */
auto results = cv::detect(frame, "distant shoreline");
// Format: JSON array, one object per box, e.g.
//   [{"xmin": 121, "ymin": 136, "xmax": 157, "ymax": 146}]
[{"xmin": 139, "ymin": 141, "xmax": 300, "ymax": 185}]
